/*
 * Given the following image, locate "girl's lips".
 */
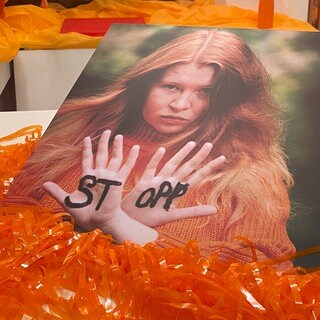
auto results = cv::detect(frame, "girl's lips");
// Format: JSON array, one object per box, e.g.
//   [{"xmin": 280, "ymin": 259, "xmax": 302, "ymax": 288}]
[{"xmin": 160, "ymin": 115, "xmax": 188, "ymax": 124}]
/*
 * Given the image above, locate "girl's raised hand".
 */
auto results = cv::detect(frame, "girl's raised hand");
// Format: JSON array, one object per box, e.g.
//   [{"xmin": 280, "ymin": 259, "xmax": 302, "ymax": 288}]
[
  {"xmin": 43, "ymin": 130, "xmax": 139, "ymax": 232},
  {"xmin": 122, "ymin": 141, "xmax": 226, "ymax": 227}
]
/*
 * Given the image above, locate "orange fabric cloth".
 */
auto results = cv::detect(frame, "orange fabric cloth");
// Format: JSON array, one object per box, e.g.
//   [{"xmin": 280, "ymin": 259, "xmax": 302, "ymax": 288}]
[{"xmin": 5, "ymin": 123, "xmax": 295, "ymax": 269}]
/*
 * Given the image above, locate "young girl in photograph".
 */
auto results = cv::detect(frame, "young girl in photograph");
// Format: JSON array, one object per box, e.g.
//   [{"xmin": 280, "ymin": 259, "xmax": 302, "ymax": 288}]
[{"xmin": 7, "ymin": 28, "xmax": 295, "ymax": 269}]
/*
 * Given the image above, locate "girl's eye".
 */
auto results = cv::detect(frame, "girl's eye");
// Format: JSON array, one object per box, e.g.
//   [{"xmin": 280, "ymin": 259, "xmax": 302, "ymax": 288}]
[
  {"xmin": 163, "ymin": 84, "xmax": 179, "ymax": 91},
  {"xmin": 199, "ymin": 87, "xmax": 211, "ymax": 96}
]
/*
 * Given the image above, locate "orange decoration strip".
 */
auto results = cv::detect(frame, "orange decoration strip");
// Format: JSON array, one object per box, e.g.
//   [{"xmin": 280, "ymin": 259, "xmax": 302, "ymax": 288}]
[
  {"xmin": 258, "ymin": 0, "xmax": 274, "ymax": 29},
  {"xmin": 40, "ymin": 0, "xmax": 49, "ymax": 8},
  {"xmin": 0, "ymin": 0, "xmax": 6, "ymax": 18},
  {"xmin": 0, "ymin": 127, "xmax": 320, "ymax": 319}
]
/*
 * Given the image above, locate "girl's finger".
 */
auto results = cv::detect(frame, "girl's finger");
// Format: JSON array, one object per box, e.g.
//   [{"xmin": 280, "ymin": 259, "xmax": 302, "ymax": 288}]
[
  {"xmin": 187, "ymin": 155, "xmax": 226, "ymax": 186},
  {"xmin": 158, "ymin": 205, "xmax": 217, "ymax": 226},
  {"xmin": 108, "ymin": 134, "xmax": 124, "ymax": 171},
  {"xmin": 157, "ymin": 141, "xmax": 196, "ymax": 177},
  {"xmin": 174, "ymin": 142, "xmax": 213, "ymax": 180},
  {"xmin": 95, "ymin": 130, "xmax": 111, "ymax": 168},
  {"xmin": 43, "ymin": 181, "xmax": 69, "ymax": 207},
  {"xmin": 81, "ymin": 136, "xmax": 93, "ymax": 172},
  {"xmin": 119, "ymin": 145, "xmax": 140, "ymax": 178},
  {"xmin": 141, "ymin": 147, "xmax": 166, "ymax": 180}
]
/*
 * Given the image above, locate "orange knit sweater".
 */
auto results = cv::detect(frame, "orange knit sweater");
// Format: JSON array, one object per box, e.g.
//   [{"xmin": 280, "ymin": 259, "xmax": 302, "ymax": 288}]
[{"xmin": 5, "ymin": 124, "xmax": 295, "ymax": 269}]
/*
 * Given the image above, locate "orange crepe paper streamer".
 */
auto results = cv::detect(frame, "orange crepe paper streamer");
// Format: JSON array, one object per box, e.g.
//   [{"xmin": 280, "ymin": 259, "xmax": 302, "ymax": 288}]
[
  {"xmin": 0, "ymin": 0, "xmax": 317, "ymax": 63},
  {"xmin": 1, "ymin": 127, "xmax": 320, "ymax": 319}
]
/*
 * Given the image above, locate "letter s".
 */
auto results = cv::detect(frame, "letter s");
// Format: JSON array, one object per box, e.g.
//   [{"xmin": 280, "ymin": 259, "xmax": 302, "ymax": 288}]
[{"xmin": 64, "ymin": 175, "xmax": 96, "ymax": 208}]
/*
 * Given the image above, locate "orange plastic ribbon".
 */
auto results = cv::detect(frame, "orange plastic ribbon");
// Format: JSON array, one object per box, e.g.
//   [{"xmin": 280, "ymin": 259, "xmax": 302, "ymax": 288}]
[{"xmin": 0, "ymin": 125, "xmax": 42, "ymax": 197}]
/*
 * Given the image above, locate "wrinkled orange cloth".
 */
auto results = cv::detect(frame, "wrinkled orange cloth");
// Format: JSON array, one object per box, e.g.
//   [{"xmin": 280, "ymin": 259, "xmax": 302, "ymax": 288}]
[{"xmin": 0, "ymin": 0, "xmax": 316, "ymax": 62}]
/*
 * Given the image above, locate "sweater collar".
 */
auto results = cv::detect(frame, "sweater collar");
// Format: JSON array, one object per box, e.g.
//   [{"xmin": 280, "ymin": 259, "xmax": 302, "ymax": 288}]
[{"xmin": 128, "ymin": 120, "xmax": 173, "ymax": 144}]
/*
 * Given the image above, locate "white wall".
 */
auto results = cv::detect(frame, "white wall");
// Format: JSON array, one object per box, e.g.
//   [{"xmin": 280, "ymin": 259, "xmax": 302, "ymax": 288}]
[{"xmin": 14, "ymin": 49, "xmax": 95, "ymax": 111}]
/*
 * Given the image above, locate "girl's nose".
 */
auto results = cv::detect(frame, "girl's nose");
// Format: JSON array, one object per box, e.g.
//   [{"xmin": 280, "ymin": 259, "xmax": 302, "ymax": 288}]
[{"xmin": 169, "ymin": 92, "xmax": 192, "ymax": 110}]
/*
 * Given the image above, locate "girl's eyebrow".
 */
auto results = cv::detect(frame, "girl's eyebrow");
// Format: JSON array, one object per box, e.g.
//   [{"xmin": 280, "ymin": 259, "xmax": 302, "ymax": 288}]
[{"xmin": 159, "ymin": 79, "xmax": 214, "ymax": 87}]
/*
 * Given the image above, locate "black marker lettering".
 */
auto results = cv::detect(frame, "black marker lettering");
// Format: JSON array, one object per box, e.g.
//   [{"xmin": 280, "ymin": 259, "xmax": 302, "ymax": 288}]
[
  {"xmin": 135, "ymin": 181, "xmax": 190, "ymax": 211},
  {"xmin": 95, "ymin": 178, "xmax": 122, "ymax": 210},
  {"xmin": 164, "ymin": 182, "xmax": 189, "ymax": 211},
  {"xmin": 150, "ymin": 181, "xmax": 172, "ymax": 208},
  {"xmin": 135, "ymin": 187, "xmax": 156, "ymax": 208},
  {"xmin": 64, "ymin": 175, "xmax": 122, "ymax": 210},
  {"xmin": 64, "ymin": 175, "xmax": 96, "ymax": 208}
]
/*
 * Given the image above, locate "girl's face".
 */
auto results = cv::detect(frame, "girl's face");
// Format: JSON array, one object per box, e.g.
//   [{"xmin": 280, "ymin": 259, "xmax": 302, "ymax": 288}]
[{"xmin": 142, "ymin": 63, "xmax": 215, "ymax": 134}]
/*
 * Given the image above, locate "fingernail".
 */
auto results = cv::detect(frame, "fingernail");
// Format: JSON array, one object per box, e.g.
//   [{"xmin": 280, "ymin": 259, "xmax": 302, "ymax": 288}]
[{"xmin": 187, "ymin": 141, "xmax": 196, "ymax": 147}]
